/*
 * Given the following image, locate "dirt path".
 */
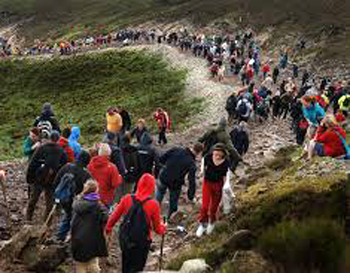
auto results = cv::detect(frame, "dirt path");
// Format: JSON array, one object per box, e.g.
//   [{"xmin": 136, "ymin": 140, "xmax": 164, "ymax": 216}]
[{"xmin": 0, "ymin": 43, "xmax": 295, "ymax": 272}]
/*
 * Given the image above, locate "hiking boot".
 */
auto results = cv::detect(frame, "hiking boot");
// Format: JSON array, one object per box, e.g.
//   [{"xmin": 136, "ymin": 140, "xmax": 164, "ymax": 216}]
[
  {"xmin": 207, "ymin": 223, "xmax": 215, "ymax": 235},
  {"xmin": 196, "ymin": 224, "xmax": 206, "ymax": 238}
]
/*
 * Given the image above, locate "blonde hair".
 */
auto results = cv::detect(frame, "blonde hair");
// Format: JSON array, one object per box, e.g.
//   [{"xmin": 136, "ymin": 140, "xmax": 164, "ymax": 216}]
[{"xmin": 83, "ymin": 179, "xmax": 98, "ymax": 195}]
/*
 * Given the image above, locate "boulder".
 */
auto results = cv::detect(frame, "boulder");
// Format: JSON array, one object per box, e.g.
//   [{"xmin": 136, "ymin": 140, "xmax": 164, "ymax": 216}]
[{"xmin": 180, "ymin": 259, "xmax": 210, "ymax": 273}]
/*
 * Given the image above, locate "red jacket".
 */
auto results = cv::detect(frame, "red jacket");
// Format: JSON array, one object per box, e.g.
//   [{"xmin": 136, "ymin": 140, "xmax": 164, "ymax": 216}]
[
  {"xmin": 315, "ymin": 126, "xmax": 346, "ymax": 157},
  {"xmin": 154, "ymin": 111, "xmax": 170, "ymax": 131},
  {"xmin": 106, "ymin": 174, "xmax": 166, "ymax": 239},
  {"xmin": 88, "ymin": 155, "xmax": 122, "ymax": 205},
  {"xmin": 262, "ymin": 64, "xmax": 270, "ymax": 73},
  {"xmin": 59, "ymin": 137, "xmax": 75, "ymax": 163}
]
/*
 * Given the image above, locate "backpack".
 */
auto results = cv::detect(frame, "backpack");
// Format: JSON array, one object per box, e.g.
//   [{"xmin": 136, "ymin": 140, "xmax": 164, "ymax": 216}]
[
  {"xmin": 202, "ymin": 130, "xmax": 219, "ymax": 155},
  {"xmin": 54, "ymin": 172, "xmax": 76, "ymax": 205},
  {"xmin": 119, "ymin": 195, "xmax": 151, "ymax": 250},
  {"xmin": 123, "ymin": 146, "xmax": 141, "ymax": 183},
  {"xmin": 334, "ymin": 131, "xmax": 350, "ymax": 160},
  {"xmin": 37, "ymin": 120, "xmax": 53, "ymax": 134},
  {"xmin": 237, "ymin": 100, "xmax": 248, "ymax": 116}
]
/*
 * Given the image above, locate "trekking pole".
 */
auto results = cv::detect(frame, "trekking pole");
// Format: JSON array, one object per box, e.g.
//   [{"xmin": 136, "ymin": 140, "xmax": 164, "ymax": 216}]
[
  {"xmin": 0, "ymin": 175, "xmax": 11, "ymax": 233},
  {"xmin": 159, "ymin": 216, "xmax": 166, "ymax": 272},
  {"xmin": 38, "ymin": 202, "xmax": 58, "ymax": 244}
]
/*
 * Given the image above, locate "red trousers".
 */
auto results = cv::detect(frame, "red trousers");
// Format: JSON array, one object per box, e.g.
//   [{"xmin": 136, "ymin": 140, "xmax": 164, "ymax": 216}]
[{"xmin": 199, "ymin": 179, "xmax": 224, "ymax": 223}]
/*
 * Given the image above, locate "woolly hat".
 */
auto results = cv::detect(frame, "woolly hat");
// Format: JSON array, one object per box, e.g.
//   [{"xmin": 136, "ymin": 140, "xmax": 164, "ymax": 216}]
[
  {"xmin": 50, "ymin": 130, "xmax": 60, "ymax": 142},
  {"xmin": 212, "ymin": 143, "xmax": 228, "ymax": 157},
  {"xmin": 98, "ymin": 143, "xmax": 112, "ymax": 157}
]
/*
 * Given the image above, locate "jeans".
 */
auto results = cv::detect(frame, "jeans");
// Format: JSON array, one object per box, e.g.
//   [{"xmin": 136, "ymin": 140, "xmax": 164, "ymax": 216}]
[
  {"xmin": 57, "ymin": 203, "xmax": 72, "ymax": 241},
  {"xmin": 156, "ymin": 182, "xmax": 182, "ymax": 219},
  {"xmin": 26, "ymin": 183, "xmax": 54, "ymax": 222}
]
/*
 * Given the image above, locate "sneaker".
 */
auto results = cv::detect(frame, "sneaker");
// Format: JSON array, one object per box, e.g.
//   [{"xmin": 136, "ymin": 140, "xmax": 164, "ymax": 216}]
[
  {"xmin": 207, "ymin": 223, "xmax": 215, "ymax": 235},
  {"xmin": 196, "ymin": 224, "xmax": 206, "ymax": 238}
]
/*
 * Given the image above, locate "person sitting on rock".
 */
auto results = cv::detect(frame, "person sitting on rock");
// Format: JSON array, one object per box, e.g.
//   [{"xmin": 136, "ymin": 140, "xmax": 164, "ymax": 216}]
[{"xmin": 307, "ymin": 115, "xmax": 347, "ymax": 160}]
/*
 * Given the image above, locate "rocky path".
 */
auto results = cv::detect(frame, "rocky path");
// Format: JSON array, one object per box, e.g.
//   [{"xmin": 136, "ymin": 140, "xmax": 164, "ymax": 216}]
[{"xmin": 0, "ymin": 44, "xmax": 295, "ymax": 273}]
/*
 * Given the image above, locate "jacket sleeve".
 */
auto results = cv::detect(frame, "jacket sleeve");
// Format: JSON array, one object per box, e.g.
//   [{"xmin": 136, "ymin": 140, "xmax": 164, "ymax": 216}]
[
  {"xmin": 153, "ymin": 148, "xmax": 161, "ymax": 178},
  {"xmin": 110, "ymin": 165, "xmax": 122, "ymax": 189},
  {"xmin": 105, "ymin": 197, "xmax": 127, "ymax": 234},
  {"xmin": 23, "ymin": 138, "xmax": 33, "ymax": 157},
  {"xmin": 151, "ymin": 202, "xmax": 167, "ymax": 235},
  {"xmin": 26, "ymin": 146, "xmax": 44, "ymax": 184},
  {"xmin": 159, "ymin": 149, "xmax": 172, "ymax": 165},
  {"xmin": 187, "ymin": 162, "xmax": 197, "ymax": 201},
  {"xmin": 114, "ymin": 149, "xmax": 127, "ymax": 176}
]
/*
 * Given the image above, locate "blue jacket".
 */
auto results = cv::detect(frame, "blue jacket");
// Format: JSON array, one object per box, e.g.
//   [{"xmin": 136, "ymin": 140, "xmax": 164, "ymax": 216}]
[
  {"xmin": 302, "ymin": 103, "xmax": 325, "ymax": 126},
  {"xmin": 69, "ymin": 126, "xmax": 82, "ymax": 160}
]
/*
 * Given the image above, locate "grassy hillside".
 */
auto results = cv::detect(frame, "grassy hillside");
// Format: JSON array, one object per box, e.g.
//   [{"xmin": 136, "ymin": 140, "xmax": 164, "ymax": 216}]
[{"xmin": 0, "ymin": 50, "xmax": 202, "ymax": 160}]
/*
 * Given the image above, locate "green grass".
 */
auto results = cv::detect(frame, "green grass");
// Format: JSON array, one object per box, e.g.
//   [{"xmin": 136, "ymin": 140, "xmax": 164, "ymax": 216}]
[{"xmin": 0, "ymin": 49, "xmax": 202, "ymax": 160}]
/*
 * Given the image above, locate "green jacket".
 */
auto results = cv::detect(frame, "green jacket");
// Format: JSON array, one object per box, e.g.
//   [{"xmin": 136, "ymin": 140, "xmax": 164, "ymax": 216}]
[{"xmin": 23, "ymin": 136, "xmax": 34, "ymax": 159}]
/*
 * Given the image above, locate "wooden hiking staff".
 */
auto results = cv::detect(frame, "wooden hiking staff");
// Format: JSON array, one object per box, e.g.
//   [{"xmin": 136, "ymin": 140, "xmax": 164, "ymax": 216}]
[
  {"xmin": 38, "ymin": 202, "xmax": 58, "ymax": 244},
  {"xmin": 159, "ymin": 216, "xmax": 166, "ymax": 272},
  {"xmin": 0, "ymin": 174, "xmax": 12, "ymax": 233}
]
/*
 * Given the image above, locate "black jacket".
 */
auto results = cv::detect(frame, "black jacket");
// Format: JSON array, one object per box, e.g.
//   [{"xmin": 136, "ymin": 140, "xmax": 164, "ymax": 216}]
[
  {"xmin": 137, "ymin": 133, "xmax": 159, "ymax": 177},
  {"xmin": 71, "ymin": 198, "xmax": 108, "ymax": 262},
  {"xmin": 34, "ymin": 110, "xmax": 61, "ymax": 132},
  {"xmin": 54, "ymin": 163, "xmax": 91, "ymax": 196},
  {"xmin": 120, "ymin": 110, "xmax": 131, "ymax": 131},
  {"xmin": 131, "ymin": 127, "xmax": 148, "ymax": 143},
  {"xmin": 108, "ymin": 143, "xmax": 126, "ymax": 177},
  {"xmin": 230, "ymin": 127, "xmax": 249, "ymax": 156},
  {"xmin": 27, "ymin": 142, "xmax": 67, "ymax": 186},
  {"xmin": 159, "ymin": 147, "xmax": 197, "ymax": 200}
]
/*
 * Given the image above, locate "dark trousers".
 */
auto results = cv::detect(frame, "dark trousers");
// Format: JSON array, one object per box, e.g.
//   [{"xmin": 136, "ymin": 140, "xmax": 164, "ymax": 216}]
[
  {"xmin": 158, "ymin": 127, "xmax": 167, "ymax": 145},
  {"xmin": 156, "ymin": 182, "xmax": 182, "ymax": 219},
  {"xmin": 122, "ymin": 242, "xmax": 151, "ymax": 273},
  {"xmin": 57, "ymin": 203, "xmax": 72, "ymax": 241},
  {"xmin": 26, "ymin": 183, "xmax": 54, "ymax": 221}
]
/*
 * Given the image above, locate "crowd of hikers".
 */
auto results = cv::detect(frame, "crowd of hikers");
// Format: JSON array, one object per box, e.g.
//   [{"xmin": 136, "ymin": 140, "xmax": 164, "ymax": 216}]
[{"xmin": 0, "ymin": 27, "xmax": 349, "ymax": 273}]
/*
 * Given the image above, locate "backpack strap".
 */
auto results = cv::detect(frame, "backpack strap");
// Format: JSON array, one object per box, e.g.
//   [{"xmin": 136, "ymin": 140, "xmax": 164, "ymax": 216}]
[{"xmin": 131, "ymin": 194, "xmax": 152, "ymax": 205}]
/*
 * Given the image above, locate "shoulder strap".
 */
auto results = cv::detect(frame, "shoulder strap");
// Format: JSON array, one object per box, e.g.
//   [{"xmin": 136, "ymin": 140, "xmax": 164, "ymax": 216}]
[{"xmin": 131, "ymin": 195, "xmax": 152, "ymax": 206}]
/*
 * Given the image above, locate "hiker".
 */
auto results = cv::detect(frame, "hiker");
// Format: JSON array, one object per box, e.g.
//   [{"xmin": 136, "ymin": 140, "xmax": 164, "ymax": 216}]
[
  {"xmin": 272, "ymin": 90, "xmax": 282, "ymax": 119},
  {"xmin": 307, "ymin": 115, "xmax": 347, "ymax": 160},
  {"xmin": 54, "ymin": 150, "xmax": 91, "ymax": 242},
  {"xmin": 272, "ymin": 66, "xmax": 279, "ymax": 84},
  {"xmin": 121, "ymin": 133, "xmax": 141, "ymax": 195},
  {"xmin": 136, "ymin": 132, "xmax": 160, "ymax": 188},
  {"xmin": 59, "ymin": 128, "xmax": 75, "ymax": 162},
  {"xmin": 262, "ymin": 62, "xmax": 270, "ymax": 80},
  {"xmin": 230, "ymin": 121, "xmax": 249, "ymax": 156},
  {"xmin": 302, "ymin": 96, "xmax": 326, "ymax": 138},
  {"xmin": 225, "ymin": 93, "xmax": 238, "ymax": 123},
  {"xmin": 154, "ymin": 108, "xmax": 169, "ymax": 146},
  {"xmin": 293, "ymin": 64, "xmax": 299, "ymax": 78},
  {"xmin": 106, "ymin": 173, "xmax": 167, "ymax": 273},
  {"xmin": 199, "ymin": 118, "xmax": 242, "ymax": 170},
  {"xmin": 210, "ymin": 62, "xmax": 219, "ymax": 79},
  {"xmin": 338, "ymin": 93, "xmax": 350, "ymax": 117},
  {"xmin": 262, "ymin": 74, "xmax": 274, "ymax": 93},
  {"xmin": 279, "ymin": 91, "xmax": 293, "ymax": 119},
  {"xmin": 88, "ymin": 143, "xmax": 122, "ymax": 208},
  {"xmin": 131, "ymin": 119, "xmax": 148, "ymax": 143},
  {"xmin": 236, "ymin": 96, "xmax": 252, "ymax": 123},
  {"xmin": 156, "ymin": 143, "xmax": 204, "ymax": 220},
  {"xmin": 23, "ymin": 127, "xmax": 41, "ymax": 160},
  {"xmin": 106, "ymin": 106, "xmax": 123, "ymax": 145},
  {"xmin": 34, "ymin": 102, "xmax": 60, "ymax": 133},
  {"xmin": 71, "ymin": 180, "xmax": 108, "ymax": 273},
  {"xmin": 118, "ymin": 107, "xmax": 132, "ymax": 132},
  {"xmin": 26, "ymin": 131, "xmax": 67, "ymax": 222},
  {"xmin": 196, "ymin": 143, "xmax": 231, "ymax": 237},
  {"xmin": 302, "ymin": 71, "xmax": 310, "ymax": 87},
  {"xmin": 104, "ymin": 132, "xmax": 127, "ymax": 179},
  {"xmin": 69, "ymin": 126, "xmax": 82, "ymax": 160}
]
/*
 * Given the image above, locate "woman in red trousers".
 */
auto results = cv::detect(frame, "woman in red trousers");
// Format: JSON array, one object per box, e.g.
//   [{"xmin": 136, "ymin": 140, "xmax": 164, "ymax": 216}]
[{"xmin": 196, "ymin": 143, "xmax": 231, "ymax": 237}]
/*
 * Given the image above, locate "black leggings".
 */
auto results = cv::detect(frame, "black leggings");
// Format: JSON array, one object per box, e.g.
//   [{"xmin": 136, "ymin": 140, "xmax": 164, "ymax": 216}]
[{"xmin": 158, "ymin": 127, "xmax": 167, "ymax": 145}]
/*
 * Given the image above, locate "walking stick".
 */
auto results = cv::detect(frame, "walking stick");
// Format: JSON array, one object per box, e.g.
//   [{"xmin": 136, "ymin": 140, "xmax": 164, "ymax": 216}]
[
  {"xmin": 0, "ymin": 175, "xmax": 11, "ymax": 233},
  {"xmin": 38, "ymin": 202, "xmax": 58, "ymax": 244},
  {"xmin": 159, "ymin": 216, "xmax": 166, "ymax": 272}
]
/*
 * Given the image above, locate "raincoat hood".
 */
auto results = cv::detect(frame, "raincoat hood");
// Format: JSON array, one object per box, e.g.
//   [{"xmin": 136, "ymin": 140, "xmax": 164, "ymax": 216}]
[
  {"xmin": 135, "ymin": 173, "xmax": 155, "ymax": 201},
  {"xmin": 69, "ymin": 126, "xmax": 81, "ymax": 142},
  {"xmin": 89, "ymin": 155, "xmax": 109, "ymax": 168}
]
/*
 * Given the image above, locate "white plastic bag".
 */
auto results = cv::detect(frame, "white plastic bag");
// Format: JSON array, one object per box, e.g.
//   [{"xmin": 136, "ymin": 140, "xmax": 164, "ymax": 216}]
[{"xmin": 222, "ymin": 172, "xmax": 235, "ymax": 215}]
